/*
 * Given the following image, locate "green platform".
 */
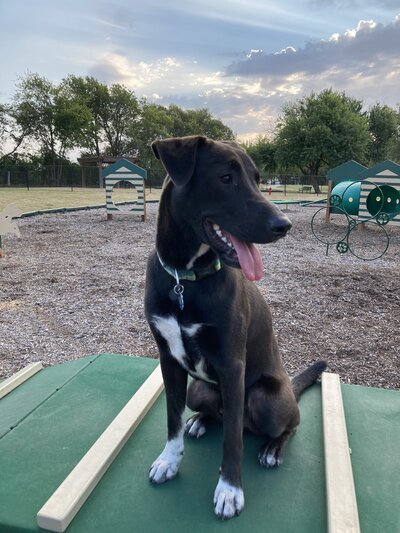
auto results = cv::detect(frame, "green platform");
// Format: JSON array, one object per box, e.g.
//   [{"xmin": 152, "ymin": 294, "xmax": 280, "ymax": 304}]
[{"xmin": 0, "ymin": 355, "xmax": 398, "ymax": 533}]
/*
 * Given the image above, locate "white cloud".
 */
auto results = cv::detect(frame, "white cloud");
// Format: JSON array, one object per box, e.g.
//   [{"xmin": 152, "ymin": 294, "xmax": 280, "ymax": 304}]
[
  {"xmin": 226, "ymin": 15, "xmax": 400, "ymax": 77},
  {"xmin": 89, "ymin": 53, "xmax": 182, "ymax": 89},
  {"xmin": 86, "ymin": 15, "xmax": 400, "ymax": 141}
]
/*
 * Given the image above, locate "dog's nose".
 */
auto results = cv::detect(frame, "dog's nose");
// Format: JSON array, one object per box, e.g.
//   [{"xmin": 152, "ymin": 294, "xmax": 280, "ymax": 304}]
[{"xmin": 270, "ymin": 216, "xmax": 292, "ymax": 237}]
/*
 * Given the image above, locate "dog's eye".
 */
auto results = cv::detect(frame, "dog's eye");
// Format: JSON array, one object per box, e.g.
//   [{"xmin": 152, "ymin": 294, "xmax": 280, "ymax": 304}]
[{"xmin": 219, "ymin": 175, "xmax": 232, "ymax": 184}]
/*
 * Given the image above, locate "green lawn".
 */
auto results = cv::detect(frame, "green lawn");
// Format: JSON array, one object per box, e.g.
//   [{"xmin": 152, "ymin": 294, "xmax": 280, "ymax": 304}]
[
  {"xmin": 0, "ymin": 187, "xmax": 162, "ymax": 213},
  {"xmin": 0, "ymin": 186, "xmax": 328, "ymax": 213}
]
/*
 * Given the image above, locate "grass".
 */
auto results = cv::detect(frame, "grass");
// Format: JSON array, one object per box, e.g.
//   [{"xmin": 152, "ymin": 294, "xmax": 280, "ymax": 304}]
[
  {"xmin": 0, "ymin": 187, "xmax": 162, "ymax": 213},
  {"xmin": 0, "ymin": 186, "xmax": 328, "ymax": 213}
]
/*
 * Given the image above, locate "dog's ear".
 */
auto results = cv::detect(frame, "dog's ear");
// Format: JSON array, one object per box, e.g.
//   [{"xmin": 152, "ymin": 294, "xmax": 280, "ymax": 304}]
[{"xmin": 151, "ymin": 136, "xmax": 206, "ymax": 186}]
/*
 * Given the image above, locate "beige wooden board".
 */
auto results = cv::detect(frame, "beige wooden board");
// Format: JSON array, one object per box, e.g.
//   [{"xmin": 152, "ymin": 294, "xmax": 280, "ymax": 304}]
[
  {"xmin": 0, "ymin": 362, "xmax": 43, "ymax": 400},
  {"xmin": 37, "ymin": 364, "xmax": 164, "ymax": 532},
  {"xmin": 322, "ymin": 372, "xmax": 360, "ymax": 533}
]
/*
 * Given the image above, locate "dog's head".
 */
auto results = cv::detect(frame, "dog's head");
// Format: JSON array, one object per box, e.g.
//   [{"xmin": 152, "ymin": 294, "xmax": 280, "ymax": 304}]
[{"xmin": 152, "ymin": 135, "xmax": 291, "ymax": 281}]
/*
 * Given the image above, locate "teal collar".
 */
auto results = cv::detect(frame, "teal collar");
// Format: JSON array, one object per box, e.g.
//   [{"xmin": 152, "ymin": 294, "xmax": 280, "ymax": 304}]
[{"xmin": 157, "ymin": 253, "xmax": 222, "ymax": 282}]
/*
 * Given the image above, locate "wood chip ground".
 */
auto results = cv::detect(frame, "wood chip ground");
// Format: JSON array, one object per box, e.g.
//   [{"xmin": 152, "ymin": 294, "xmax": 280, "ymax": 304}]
[{"xmin": 1, "ymin": 204, "xmax": 399, "ymax": 390}]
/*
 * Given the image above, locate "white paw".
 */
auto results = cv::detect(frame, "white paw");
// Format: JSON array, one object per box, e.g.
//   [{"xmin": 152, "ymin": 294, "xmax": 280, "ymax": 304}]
[
  {"xmin": 213, "ymin": 476, "xmax": 244, "ymax": 519},
  {"xmin": 149, "ymin": 437, "xmax": 184, "ymax": 484},
  {"xmin": 185, "ymin": 415, "xmax": 207, "ymax": 438}
]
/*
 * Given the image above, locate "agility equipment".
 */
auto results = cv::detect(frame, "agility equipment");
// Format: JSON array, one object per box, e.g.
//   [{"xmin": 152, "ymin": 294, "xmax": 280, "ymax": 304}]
[
  {"xmin": 0, "ymin": 354, "xmax": 398, "ymax": 533},
  {"xmin": 102, "ymin": 159, "xmax": 147, "ymax": 221}
]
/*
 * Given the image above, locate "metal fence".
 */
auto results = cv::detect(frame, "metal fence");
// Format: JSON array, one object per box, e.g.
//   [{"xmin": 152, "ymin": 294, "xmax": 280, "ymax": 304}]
[
  {"xmin": 0, "ymin": 166, "xmax": 166, "ymax": 189},
  {"xmin": 0, "ymin": 165, "xmax": 327, "ymax": 192},
  {"xmin": 261, "ymin": 174, "xmax": 327, "ymax": 194}
]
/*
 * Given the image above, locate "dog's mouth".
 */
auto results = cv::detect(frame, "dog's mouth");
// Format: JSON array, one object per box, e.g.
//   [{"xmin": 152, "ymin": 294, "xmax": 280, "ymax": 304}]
[{"xmin": 203, "ymin": 219, "xmax": 264, "ymax": 281}]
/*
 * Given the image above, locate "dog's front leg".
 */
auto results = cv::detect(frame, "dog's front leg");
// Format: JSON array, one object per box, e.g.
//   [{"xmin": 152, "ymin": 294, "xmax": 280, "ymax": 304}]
[
  {"xmin": 149, "ymin": 352, "xmax": 188, "ymax": 484},
  {"xmin": 214, "ymin": 359, "xmax": 245, "ymax": 519}
]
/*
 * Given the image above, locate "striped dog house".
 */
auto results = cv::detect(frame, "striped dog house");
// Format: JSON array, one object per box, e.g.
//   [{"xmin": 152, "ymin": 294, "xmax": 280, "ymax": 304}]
[{"xmin": 103, "ymin": 159, "xmax": 147, "ymax": 221}]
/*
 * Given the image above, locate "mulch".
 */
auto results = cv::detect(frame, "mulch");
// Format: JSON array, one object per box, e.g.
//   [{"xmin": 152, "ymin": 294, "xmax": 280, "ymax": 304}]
[{"xmin": 1, "ymin": 203, "xmax": 399, "ymax": 389}]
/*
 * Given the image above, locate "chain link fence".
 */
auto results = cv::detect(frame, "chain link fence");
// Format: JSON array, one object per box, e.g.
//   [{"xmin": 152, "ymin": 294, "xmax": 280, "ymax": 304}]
[
  {"xmin": 0, "ymin": 165, "xmax": 327, "ymax": 193},
  {"xmin": 0, "ymin": 165, "xmax": 166, "ymax": 189}
]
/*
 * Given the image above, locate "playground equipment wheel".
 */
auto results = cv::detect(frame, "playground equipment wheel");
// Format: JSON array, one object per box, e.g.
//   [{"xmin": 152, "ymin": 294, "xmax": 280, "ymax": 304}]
[
  {"xmin": 348, "ymin": 219, "xmax": 357, "ymax": 229},
  {"xmin": 336, "ymin": 241, "xmax": 349, "ymax": 254},
  {"xmin": 347, "ymin": 221, "xmax": 390, "ymax": 261},
  {"xmin": 376, "ymin": 212, "xmax": 390, "ymax": 226},
  {"xmin": 311, "ymin": 206, "xmax": 351, "ymax": 245},
  {"xmin": 329, "ymin": 194, "xmax": 342, "ymax": 207}
]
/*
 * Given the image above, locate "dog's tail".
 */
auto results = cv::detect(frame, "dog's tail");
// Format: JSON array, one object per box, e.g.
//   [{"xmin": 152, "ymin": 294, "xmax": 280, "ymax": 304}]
[{"xmin": 291, "ymin": 360, "xmax": 327, "ymax": 401}]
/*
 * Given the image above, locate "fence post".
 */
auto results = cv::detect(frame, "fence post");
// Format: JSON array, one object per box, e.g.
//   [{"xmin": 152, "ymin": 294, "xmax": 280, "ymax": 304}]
[{"xmin": 7, "ymin": 171, "xmax": 11, "ymax": 187}]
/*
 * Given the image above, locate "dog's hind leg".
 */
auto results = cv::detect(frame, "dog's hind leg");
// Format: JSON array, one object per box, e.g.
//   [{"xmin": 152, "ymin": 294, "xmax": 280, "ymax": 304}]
[
  {"xmin": 246, "ymin": 376, "xmax": 300, "ymax": 468},
  {"xmin": 185, "ymin": 379, "xmax": 222, "ymax": 438}
]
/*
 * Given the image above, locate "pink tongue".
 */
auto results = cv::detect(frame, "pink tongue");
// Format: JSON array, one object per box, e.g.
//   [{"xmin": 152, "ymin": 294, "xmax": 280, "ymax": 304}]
[{"xmin": 227, "ymin": 233, "xmax": 264, "ymax": 281}]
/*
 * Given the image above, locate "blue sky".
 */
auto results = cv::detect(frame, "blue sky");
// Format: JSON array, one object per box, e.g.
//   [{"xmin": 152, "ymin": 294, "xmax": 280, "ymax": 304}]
[{"xmin": 1, "ymin": 1, "xmax": 399, "ymax": 141}]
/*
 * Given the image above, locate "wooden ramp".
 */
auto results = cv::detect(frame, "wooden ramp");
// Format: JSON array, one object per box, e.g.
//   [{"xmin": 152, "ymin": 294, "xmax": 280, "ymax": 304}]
[{"xmin": 0, "ymin": 354, "xmax": 398, "ymax": 533}]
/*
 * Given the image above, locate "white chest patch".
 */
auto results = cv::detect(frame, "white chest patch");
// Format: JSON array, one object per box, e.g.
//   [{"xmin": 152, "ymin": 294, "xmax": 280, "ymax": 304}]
[
  {"xmin": 152, "ymin": 315, "xmax": 217, "ymax": 384},
  {"xmin": 152, "ymin": 315, "xmax": 186, "ymax": 364}
]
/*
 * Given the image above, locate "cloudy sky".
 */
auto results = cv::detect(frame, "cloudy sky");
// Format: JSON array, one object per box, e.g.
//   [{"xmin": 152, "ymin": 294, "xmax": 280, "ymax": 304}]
[{"xmin": 1, "ymin": 1, "xmax": 399, "ymax": 141}]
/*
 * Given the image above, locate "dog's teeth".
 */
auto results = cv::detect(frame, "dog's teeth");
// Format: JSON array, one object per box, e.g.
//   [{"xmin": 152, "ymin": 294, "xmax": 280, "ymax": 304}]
[
  {"xmin": 221, "ymin": 236, "xmax": 228, "ymax": 243},
  {"xmin": 216, "ymin": 230, "xmax": 222, "ymax": 237},
  {"xmin": 213, "ymin": 224, "xmax": 220, "ymax": 231}
]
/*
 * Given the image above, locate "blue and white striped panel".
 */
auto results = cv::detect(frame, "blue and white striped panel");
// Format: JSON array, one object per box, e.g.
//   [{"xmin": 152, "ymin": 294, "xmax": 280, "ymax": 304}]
[{"xmin": 104, "ymin": 176, "xmax": 145, "ymax": 215}]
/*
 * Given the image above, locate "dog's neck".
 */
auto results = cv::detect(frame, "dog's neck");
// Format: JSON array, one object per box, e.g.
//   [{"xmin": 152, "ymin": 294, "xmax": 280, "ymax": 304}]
[{"xmin": 156, "ymin": 179, "xmax": 217, "ymax": 271}]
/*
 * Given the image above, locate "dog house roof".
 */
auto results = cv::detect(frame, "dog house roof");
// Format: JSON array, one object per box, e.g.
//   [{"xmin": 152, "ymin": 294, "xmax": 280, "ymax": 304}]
[
  {"xmin": 354, "ymin": 160, "xmax": 400, "ymax": 181},
  {"xmin": 102, "ymin": 158, "xmax": 147, "ymax": 179},
  {"xmin": 326, "ymin": 160, "xmax": 367, "ymax": 186}
]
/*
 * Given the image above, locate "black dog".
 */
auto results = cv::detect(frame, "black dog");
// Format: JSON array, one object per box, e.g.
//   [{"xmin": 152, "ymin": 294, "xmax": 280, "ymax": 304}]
[{"xmin": 144, "ymin": 136, "xmax": 326, "ymax": 519}]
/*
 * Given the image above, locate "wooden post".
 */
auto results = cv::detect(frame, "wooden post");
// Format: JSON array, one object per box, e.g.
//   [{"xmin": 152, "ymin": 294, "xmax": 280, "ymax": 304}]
[
  {"xmin": 7, "ymin": 170, "xmax": 11, "ymax": 187},
  {"xmin": 325, "ymin": 180, "xmax": 333, "ymax": 224},
  {"xmin": 142, "ymin": 184, "xmax": 147, "ymax": 222}
]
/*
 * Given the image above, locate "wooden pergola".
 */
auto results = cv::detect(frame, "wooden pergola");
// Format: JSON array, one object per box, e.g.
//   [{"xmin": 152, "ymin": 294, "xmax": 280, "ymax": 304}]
[{"xmin": 77, "ymin": 156, "xmax": 138, "ymax": 188}]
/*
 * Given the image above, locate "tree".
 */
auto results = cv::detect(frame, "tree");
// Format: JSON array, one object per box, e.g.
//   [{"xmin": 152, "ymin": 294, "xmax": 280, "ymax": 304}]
[
  {"xmin": 244, "ymin": 136, "xmax": 277, "ymax": 179},
  {"xmin": 63, "ymin": 76, "xmax": 140, "ymax": 157},
  {"xmin": 0, "ymin": 103, "xmax": 34, "ymax": 162},
  {"xmin": 131, "ymin": 102, "xmax": 173, "ymax": 170},
  {"xmin": 165, "ymin": 105, "xmax": 234, "ymax": 140},
  {"xmin": 61, "ymin": 75, "xmax": 108, "ymax": 156},
  {"xmin": 275, "ymin": 89, "xmax": 370, "ymax": 192},
  {"xmin": 13, "ymin": 73, "xmax": 90, "ymax": 183},
  {"xmin": 368, "ymin": 103, "xmax": 399, "ymax": 164},
  {"xmin": 101, "ymin": 84, "xmax": 140, "ymax": 156}
]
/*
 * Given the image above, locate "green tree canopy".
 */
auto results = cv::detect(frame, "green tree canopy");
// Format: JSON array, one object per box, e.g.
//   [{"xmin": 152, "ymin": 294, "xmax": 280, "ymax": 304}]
[
  {"xmin": 274, "ymin": 89, "xmax": 370, "ymax": 190},
  {"xmin": 13, "ymin": 73, "xmax": 91, "ymax": 181},
  {"xmin": 164, "ymin": 105, "xmax": 234, "ymax": 140},
  {"xmin": 368, "ymin": 103, "xmax": 399, "ymax": 164},
  {"xmin": 63, "ymin": 75, "xmax": 141, "ymax": 157},
  {"xmin": 243, "ymin": 136, "xmax": 277, "ymax": 179}
]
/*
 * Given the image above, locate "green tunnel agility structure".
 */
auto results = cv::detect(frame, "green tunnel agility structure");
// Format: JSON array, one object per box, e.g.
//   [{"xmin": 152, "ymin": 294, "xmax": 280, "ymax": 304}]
[{"xmin": 328, "ymin": 160, "xmax": 400, "ymax": 225}]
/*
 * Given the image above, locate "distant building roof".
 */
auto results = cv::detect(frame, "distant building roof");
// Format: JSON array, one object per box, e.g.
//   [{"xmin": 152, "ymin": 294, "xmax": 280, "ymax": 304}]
[{"xmin": 78, "ymin": 156, "xmax": 138, "ymax": 166}]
